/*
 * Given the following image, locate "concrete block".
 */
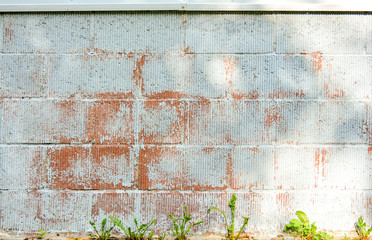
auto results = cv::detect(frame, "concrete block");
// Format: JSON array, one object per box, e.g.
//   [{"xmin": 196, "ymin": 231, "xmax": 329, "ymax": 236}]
[
  {"xmin": 275, "ymin": 14, "xmax": 367, "ymax": 54},
  {"xmin": 92, "ymin": 12, "xmax": 184, "ymax": 53},
  {"xmin": 0, "ymin": 191, "xmax": 41, "ymax": 232},
  {"xmin": 316, "ymin": 101, "xmax": 368, "ymax": 144},
  {"xmin": 226, "ymin": 55, "xmax": 317, "ymax": 100},
  {"xmin": 187, "ymin": 100, "xmax": 273, "ymax": 145},
  {"xmin": 367, "ymin": 102, "xmax": 372, "ymax": 144},
  {"xmin": 0, "ymin": 146, "xmax": 45, "ymax": 190},
  {"xmin": 183, "ymin": 192, "xmax": 278, "ymax": 232},
  {"xmin": 0, "ymin": 14, "xmax": 3, "ymax": 52},
  {"xmin": 273, "ymin": 146, "xmax": 372, "ymax": 190},
  {"xmin": 48, "ymin": 54, "xmax": 136, "ymax": 99},
  {"xmin": 138, "ymin": 191, "xmax": 185, "ymax": 232},
  {"xmin": 317, "ymin": 56, "xmax": 372, "ymax": 99},
  {"xmin": 141, "ymin": 54, "xmax": 228, "ymax": 99},
  {"xmin": 231, "ymin": 146, "xmax": 275, "ymax": 190},
  {"xmin": 90, "ymin": 100, "xmax": 137, "ymax": 144},
  {"xmin": 275, "ymin": 191, "xmax": 372, "ymax": 231},
  {"xmin": 139, "ymin": 146, "xmax": 230, "ymax": 190},
  {"xmin": 185, "ymin": 13, "xmax": 274, "ymax": 53},
  {"xmin": 367, "ymin": 15, "xmax": 372, "ymax": 54},
  {"xmin": 139, "ymin": 100, "xmax": 186, "ymax": 144},
  {"xmin": 1, "ymin": 13, "xmax": 90, "ymax": 53},
  {"xmin": 38, "ymin": 191, "xmax": 93, "ymax": 232},
  {"xmin": 277, "ymin": 101, "xmax": 368, "ymax": 144},
  {"xmin": 1, "ymin": 100, "xmax": 90, "ymax": 143},
  {"xmin": 46, "ymin": 145, "xmax": 137, "ymax": 190},
  {"xmin": 91, "ymin": 191, "xmax": 141, "ymax": 230},
  {"xmin": 0, "ymin": 55, "xmax": 48, "ymax": 98}
]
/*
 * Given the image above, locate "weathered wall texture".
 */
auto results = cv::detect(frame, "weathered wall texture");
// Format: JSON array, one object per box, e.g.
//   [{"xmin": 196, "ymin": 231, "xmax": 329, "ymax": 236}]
[{"xmin": 0, "ymin": 12, "xmax": 371, "ymax": 235}]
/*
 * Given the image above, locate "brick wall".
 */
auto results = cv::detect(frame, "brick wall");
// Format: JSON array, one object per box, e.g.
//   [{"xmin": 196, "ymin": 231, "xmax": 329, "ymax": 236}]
[{"xmin": 0, "ymin": 12, "xmax": 371, "ymax": 234}]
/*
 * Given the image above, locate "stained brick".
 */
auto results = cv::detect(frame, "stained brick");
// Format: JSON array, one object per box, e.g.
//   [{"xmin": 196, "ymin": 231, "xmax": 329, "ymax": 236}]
[
  {"xmin": 0, "ymin": 55, "xmax": 48, "ymax": 98},
  {"xmin": 90, "ymin": 100, "xmax": 136, "ymax": 144},
  {"xmin": 92, "ymin": 13, "xmax": 184, "ymax": 53},
  {"xmin": 1, "ymin": 100, "xmax": 90, "ymax": 143},
  {"xmin": 185, "ymin": 13, "xmax": 274, "ymax": 53},
  {"xmin": 139, "ymin": 146, "xmax": 230, "ymax": 190},
  {"xmin": 46, "ymin": 145, "xmax": 137, "ymax": 190},
  {"xmin": 275, "ymin": 14, "xmax": 367, "ymax": 54},
  {"xmin": 0, "ymin": 146, "xmax": 45, "ymax": 190},
  {"xmin": 139, "ymin": 100, "xmax": 186, "ymax": 144},
  {"xmin": 1, "ymin": 13, "xmax": 90, "ymax": 53},
  {"xmin": 317, "ymin": 56, "xmax": 372, "ymax": 100},
  {"xmin": 48, "ymin": 54, "xmax": 136, "ymax": 99}
]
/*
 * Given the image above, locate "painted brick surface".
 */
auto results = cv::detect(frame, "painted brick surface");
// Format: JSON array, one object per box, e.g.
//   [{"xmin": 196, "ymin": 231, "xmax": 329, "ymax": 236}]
[
  {"xmin": 368, "ymin": 16, "xmax": 372, "ymax": 54},
  {"xmin": 92, "ymin": 13, "xmax": 184, "ymax": 53},
  {"xmin": 89, "ymin": 100, "xmax": 137, "ymax": 144},
  {"xmin": 1, "ymin": 13, "xmax": 90, "ymax": 53},
  {"xmin": 48, "ymin": 54, "xmax": 136, "ymax": 99},
  {"xmin": 139, "ymin": 146, "xmax": 230, "ymax": 190},
  {"xmin": 46, "ymin": 145, "xmax": 137, "ymax": 190},
  {"xmin": 185, "ymin": 13, "xmax": 274, "ymax": 53},
  {"xmin": 1, "ymin": 100, "xmax": 90, "ymax": 143},
  {"xmin": 0, "ymin": 55, "xmax": 48, "ymax": 98},
  {"xmin": 0, "ymin": 146, "xmax": 45, "ymax": 190},
  {"xmin": 0, "ymin": 12, "xmax": 371, "ymax": 235},
  {"xmin": 139, "ymin": 100, "xmax": 186, "ymax": 144},
  {"xmin": 275, "ymin": 14, "xmax": 368, "ymax": 54}
]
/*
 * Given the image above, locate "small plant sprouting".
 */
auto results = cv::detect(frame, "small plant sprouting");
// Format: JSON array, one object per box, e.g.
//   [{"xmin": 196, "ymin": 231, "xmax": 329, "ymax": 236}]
[
  {"xmin": 158, "ymin": 233, "xmax": 166, "ymax": 240},
  {"xmin": 208, "ymin": 194, "xmax": 249, "ymax": 240},
  {"xmin": 37, "ymin": 228, "xmax": 47, "ymax": 239},
  {"xmin": 89, "ymin": 218, "xmax": 114, "ymax": 240},
  {"xmin": 284, "ymin": 211, "xmax": 330, "ymax": 240},
  {"xmin": 109, "ymin": 216, "xmax": 156, "ymax": 240},
  {"xmin": 355, "ymin": 216, "xmax": 372, "ymax": 240},
  {"xmin": 169, "ymin": 205, "xmax": 204, "ymax": 240}
]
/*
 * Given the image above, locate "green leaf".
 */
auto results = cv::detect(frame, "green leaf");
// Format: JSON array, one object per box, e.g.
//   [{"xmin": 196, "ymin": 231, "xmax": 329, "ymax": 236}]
[{"xmin": 296, "ymin": 211, "xmax": 309, "ymax": 223}]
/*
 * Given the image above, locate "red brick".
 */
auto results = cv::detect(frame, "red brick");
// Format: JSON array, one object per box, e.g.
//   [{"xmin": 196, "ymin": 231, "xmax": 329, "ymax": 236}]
[{"xmin": 46, "ymin": 145, "xmax": 137, "ymax": 190}]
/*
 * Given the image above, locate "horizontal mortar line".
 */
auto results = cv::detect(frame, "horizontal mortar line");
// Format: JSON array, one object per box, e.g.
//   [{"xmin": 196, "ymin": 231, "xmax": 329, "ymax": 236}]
[
  {"xmin": 1, "ymin": 52, "xmax": 372, "ymax": 57},
  {"xmin": 2, "ymin": 189, "xmax": 372, "ymax": 194},
  {"xmin": 184, "ymin": 52, "xmax": 372, "ymax": 56},
  {"xmin": 1, "ymin": 97, "xmax": 372, "ymax": 103},
  {"xmin": 0, "ymin": 143, "xmax": 370, "ymax": 147}
]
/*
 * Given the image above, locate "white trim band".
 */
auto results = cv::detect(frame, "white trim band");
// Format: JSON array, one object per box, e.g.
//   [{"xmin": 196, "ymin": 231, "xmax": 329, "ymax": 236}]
[{"xmin": 0, "ymin": 0, "xmax": 371, "ymax": 12}]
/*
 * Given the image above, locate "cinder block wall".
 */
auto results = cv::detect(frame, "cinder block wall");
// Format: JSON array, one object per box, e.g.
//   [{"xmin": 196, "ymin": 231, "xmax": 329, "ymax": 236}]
[{"xmin": 0, "ymin": 12, "xmax": 371, "ymax": 234}]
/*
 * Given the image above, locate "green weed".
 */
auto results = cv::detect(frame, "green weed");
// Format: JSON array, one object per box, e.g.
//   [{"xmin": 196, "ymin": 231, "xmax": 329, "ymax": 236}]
[
  {"xmin": 109, "ymin": 217, "xmax": 156, "ymax": 240},
  {"xmin": 89, "ymin": 218, "xmax": 114, "ymax": 240},
  {"xmin": 284, "ymin": 211, "xmax": 330, "ymax": 240},
  {"xmin": 169, "ymin": 205, "xmax": 204, "ymax": 240},
  {"xmin": 37, "ymin": 228, "xmax": 47, "ymax": 239},
  {"xmin": 355, "ymin": 216, "xmax": 372, "ymax": 240},
  {"xmin": 208, "ymin": 194, "xmax": 249, "ymax": 240}
]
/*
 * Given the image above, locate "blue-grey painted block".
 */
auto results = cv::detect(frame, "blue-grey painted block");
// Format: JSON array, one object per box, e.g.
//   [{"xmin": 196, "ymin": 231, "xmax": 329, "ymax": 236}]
[
  {"xmin": 185, "ymin": 13, "xmax": 274, "ymax": 53},
  {"xmin": 1, "ymin": 13, "xmax": 90, "ymax": 53},
  {"xmin": 275, "ymin": 14, "xmax": 367, "ymax": 54},
  {"xmin": 92, "ymin": 12, "xmax": 185, "ymax": 53}
]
